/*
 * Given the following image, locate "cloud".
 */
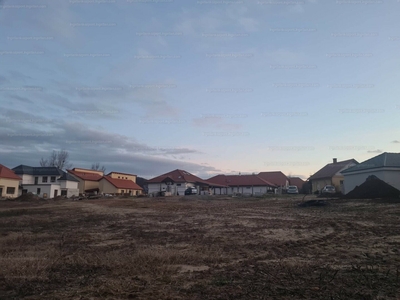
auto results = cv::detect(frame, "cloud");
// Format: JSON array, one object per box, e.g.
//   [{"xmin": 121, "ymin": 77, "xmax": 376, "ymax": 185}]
[
  {"xmin": 0, "ymin": 109, "xmax": 217, "ymax": 178},
  {"xmin": 367, "ymin": 149, "xmax": 383, "ymax": 154},
  {"xmin": 391, "ymin": 140, "xmax": 400, "ymax": 144}
]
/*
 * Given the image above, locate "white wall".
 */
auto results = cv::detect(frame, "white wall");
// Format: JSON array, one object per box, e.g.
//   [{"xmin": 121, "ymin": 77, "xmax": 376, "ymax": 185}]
[
  {"xmin": 344, "ymin": 168, "xmax": 400, "ymax": 194},
  {"xmin": 59, "ymin": 180, "xmax": 79, "ymax": 189},
  {"xmin": 148, "ymin": 182, "xmax": 200, "ymax": 195}
]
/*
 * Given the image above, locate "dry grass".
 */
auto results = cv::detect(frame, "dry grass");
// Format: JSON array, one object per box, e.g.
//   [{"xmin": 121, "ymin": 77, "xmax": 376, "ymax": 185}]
[{"xmin": 0, "ymin": 196, "xmax": 399, "ymax": 299}]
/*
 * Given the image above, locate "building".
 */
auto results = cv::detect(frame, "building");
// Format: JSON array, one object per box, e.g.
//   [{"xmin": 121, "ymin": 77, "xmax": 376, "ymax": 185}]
[
  {"xmin": 341, "ymin": 152, "xmax": 400, "ymax": 194},
  {"xmin": 309, "ymin": 158, "xmax": 358, "ymax": 193},
  {"xmin": 99, "ymin": 172, "xmax": 142, "ymax": 195},
  {"xmin": 147, "ymin": 169, "xmax": 217, "ymax": 196},
  {"xmin": 258, "ymin": 171, "xmax": 289, "ymax": 187},
  {"xmin": 12, "ymin": 165, "xmax": 79, "ymax": 198},
  {"xmin": 207, "ymin": 174, "xmax": 276, "ymax": 196},
  {"xmin": 288, "ymin": 177, "xmax": 306, "ymax": 190},
  {"xmin": 67, "ymin": 168, "xmax": 103, "ymax": 194},
  {"xmin": 0, "ymin": 164, "xmax": 21, "ymax": 198}
]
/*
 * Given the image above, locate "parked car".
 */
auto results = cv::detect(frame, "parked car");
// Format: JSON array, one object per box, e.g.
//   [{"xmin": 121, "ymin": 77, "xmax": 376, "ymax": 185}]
[
  {"xmin": 321, "ymin": 185, "xmax": 336, "ymax": 194},
  {"xmin": 287, "ymin": 185, "xmax": 299, "ymax": 194},
  {"xmin": 184, "ymin": 187, "xmax": 198, "ymax": 195}
]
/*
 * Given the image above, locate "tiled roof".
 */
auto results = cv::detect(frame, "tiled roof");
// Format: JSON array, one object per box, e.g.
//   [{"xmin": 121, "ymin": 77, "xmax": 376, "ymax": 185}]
[
  {"xmin": 257, "ymin": 171, "xmax": 289, "ymax": 186},
  {"xmin": 58, "ymin": 172, "xmax": 80, "ymax": 182},
  {"xmin": 288, "ymin": 177, "xmax": 305, "ymax": 189},
  {"xmin": 13, "ymin": 165, "xmax": 64, "ymax": 176},
  {"xmin": 309, "ymin": 159, "xmax": 358, "ymax": 180},
  {"xmin": 342, "ymin": 152, "xmax": 400, "ymax": 174},
  {"xmin": 67, "ymin": 169, "xmax": 103, "ymax": 181},
  {"xmin": 207, "ymin": 174, "xmax": 276, "ymax": 187},
  {"xmin": 0, "ymin": 164, "xmax": 22, "ymax": 180},
  {"xmin": 147, "ymin": 169, "xmax": 208, "ymax": 184},
  {"xmin": 101, "ymin": 176, "xmax": 142, "ymax": 190}
]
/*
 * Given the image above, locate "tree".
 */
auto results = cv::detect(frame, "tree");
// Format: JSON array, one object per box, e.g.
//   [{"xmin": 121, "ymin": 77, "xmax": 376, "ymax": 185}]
[
  {"xmin": 91, "ymin": 162, "xmax": 106, "ymax": 173},
  {"xmin": 39, "ymin": 150, "xmax": 72, "ymax": 170}
]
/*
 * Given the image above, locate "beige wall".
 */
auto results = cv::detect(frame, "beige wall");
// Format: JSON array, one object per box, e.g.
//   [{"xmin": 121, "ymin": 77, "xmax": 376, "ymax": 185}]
[
  {"xmin": 312, "ymin": 176, "xmax": 343, "ymax": 193},
  {"xmin": 108, "ymin": 172, "xmax": 137, "ymax": 182},
  {"xmin": 0, "ymin": 178, "xmax": 20, "ymax": 198},
  {"xmin": 73, "ymin": 168, "xmax": 103, "ymax": 176},
  {"xmin": 83, "ymin": 180, "xmax": 100, "ymax": 192}
]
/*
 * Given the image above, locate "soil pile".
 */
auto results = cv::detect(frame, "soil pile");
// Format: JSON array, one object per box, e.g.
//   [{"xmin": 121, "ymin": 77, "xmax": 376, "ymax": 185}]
[
  {"xmin": 345, "ymin": 175, "xmax": 400, "ymax": 199},
  {"xmin": 298, "ymin": 200, "xmax": 329, "ymax": 207},
  {"xmin": 15, "ymin": 193, "xmax": 45, "ymax": 201}
]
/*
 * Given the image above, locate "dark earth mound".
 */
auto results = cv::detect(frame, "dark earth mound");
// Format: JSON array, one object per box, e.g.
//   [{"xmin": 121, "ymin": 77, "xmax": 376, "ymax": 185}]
[{"xmin": 345, "ymin": 175, "xmax": 400, "ymax": 199}]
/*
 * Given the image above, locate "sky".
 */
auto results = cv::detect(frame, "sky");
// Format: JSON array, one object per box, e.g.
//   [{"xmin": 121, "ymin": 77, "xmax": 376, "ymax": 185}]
[{"xmin": 0, "ymin": 0, "xmax": 399, "ymax": 180}]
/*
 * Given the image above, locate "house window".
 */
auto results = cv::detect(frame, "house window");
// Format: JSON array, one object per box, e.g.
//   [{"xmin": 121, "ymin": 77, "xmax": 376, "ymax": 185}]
[
  {"xmin": 6, "ymin": 187, "xmax": 15, "ymax": 194},
  {"xmin": 125, "ymin": 177, "xmax": 128, "ymax": 179},
  {"xmin": 246, "ymin": 187, "xmax": 251, "ymax": 189},
  {"xmin": 37, "ymin": 188, "xmax": 41, "ymax": 195},
  {"xmin": 177, "ymin": 184, "xmax": 181, "ymax": 186},
  {"xmin": 42, "ymin": 176, "xmax": 48, "ymax": 183},
  {"xmin": 51, "ymin": 176, "xmax": 56, "ymax": 183},
  {"xmin": 118, "ymin": 176, "xmax": 120, "ymax": 178}
]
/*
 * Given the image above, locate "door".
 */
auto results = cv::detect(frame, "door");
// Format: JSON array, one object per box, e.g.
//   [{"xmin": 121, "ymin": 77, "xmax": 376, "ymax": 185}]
[
  {"xmin": 34, "ymin": 177, "xmax": 38, "ymax": 184},
  {"xmin": 54, "ymin": 190, "xmax": 58, "ymax": 198},
  {"xmin": 37, "ymin": 188, "xmax": 41, "ymax": 195}
]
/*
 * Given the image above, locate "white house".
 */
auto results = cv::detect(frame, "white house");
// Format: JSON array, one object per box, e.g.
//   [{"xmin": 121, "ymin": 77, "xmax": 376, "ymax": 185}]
[
  {"xmin": 147, "ymin": 169, "xmax": 223, "ymax": 196},
  {"xmin": 207, "ymin": 174, "xmax": 276, "ymax": 196},
  {"xmin": 341, "ymin": 152, "xmax": 400, "ymax": 194},
  {"xmin": 12, "ymin": 165, "xmax": 79, "ymax": 198}
]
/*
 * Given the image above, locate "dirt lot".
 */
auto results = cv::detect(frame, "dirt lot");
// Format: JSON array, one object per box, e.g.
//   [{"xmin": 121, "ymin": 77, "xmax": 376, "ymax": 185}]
[{"xmin": 0, "ymin": 195, "xmax": 399, "ymax": 299}]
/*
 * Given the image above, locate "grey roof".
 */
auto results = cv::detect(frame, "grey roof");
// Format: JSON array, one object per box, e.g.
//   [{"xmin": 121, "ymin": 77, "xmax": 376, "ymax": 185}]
[
  {"xmin": 342, "ymin": 152, "xmax": 400, "ymax": 174},
  {"xmin": 13, "ymin": 165, "xmax": 64, "ymax": 176},
  {"xmin": 309, "ymin": 159, "xmax": 358, "ymax": 180},
  {"xmin": 58, "ymin": 172, "xmax": 80, "ymax": 182}
]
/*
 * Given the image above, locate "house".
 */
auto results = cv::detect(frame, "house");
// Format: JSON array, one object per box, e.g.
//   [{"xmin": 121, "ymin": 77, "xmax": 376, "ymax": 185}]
[
  {"xmin": 0, "ymin": 164, "xmax": 21, "ymax": 198},
  {"xmin": 12, "ymin": 165, "xmax": 79, "ymax": 198},
  {"xmin": 207, "ymin": 174, "xmax": 276, "ymax": 196},
  {"xmin": 147, "ymin": 169, "xmax": 218, "ymax": 196},
  {"xmin": 99, "ymin": 171, "xmax": 142, "ymax": 196},
  {"xmin": 67, "ymin": 168, "xmax": 103, "ymax": 194},
  {"xmin": 258, "ymin": 171, "xmax": 290, "ymax": 192},
  {"xmin": 309, "ymin": 158, "xmax": 358, "ymax": 193},
  {"xmin": 341, "ymin": 152, "xmax": 400, "ymax": 195},
  {"xmin": 288, "ymin": 177, "xmax": 306, "ymax": 190}
]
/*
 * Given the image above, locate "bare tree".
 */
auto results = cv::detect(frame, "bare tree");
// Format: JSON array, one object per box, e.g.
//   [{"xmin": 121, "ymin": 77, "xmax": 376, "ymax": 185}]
[
  {"xmin": 91, "ymin": 162, "xmax": 106, "ymax": 173},
  {"xmin": 40, "ymin": 150, "xmax": 73, "ymax": 170}
]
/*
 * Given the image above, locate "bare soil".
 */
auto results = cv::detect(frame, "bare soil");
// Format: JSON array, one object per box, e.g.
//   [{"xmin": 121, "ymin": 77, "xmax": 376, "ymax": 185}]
[{"xmin": 0, "ymin": 195, "xmax": 399, "ymax": 299}]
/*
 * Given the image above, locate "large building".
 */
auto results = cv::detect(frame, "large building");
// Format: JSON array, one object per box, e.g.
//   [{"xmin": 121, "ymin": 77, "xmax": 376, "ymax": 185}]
[{"xmin": 99, "ymin": 172, "xmax": 142, "ymax": 195}]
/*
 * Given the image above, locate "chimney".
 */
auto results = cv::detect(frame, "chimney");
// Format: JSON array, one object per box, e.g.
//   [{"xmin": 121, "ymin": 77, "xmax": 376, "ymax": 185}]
[{"xmin": 333, "ymin": 158, "xmax": 337, "ymax": 164}]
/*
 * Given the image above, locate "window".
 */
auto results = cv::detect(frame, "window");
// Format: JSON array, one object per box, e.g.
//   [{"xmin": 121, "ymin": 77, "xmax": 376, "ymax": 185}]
[
  {"xmin": 177, "ymin": 183, "xmax": 181, "ymax": 186},
  {"xmin": 37, "ymin": 188, "xmax": 41, "ymax": 195},
  {"xmin": 42, "ymin": 176, "xmax": 48, "ymax": 183},
  {"xmin": 246, "ymin": 187, "xmax": 251, "ymax": 189},
  {"xmin": 51, "ymin": 176, "xmax": 56, "ymax": 183},
  {"xmin": 125, "ymin": 177, "xmax": 128, "ymax": 179},
  {"xmin": 118, "ymin": 176, "xmax": 120, "ymax": 178},
  {"xmin": 6, "ymin": 187, "xmax": 15, "ymax": 194},
  {"xmin": 121, "ymin": 190, "xmax": 125, "ymax": 194}
]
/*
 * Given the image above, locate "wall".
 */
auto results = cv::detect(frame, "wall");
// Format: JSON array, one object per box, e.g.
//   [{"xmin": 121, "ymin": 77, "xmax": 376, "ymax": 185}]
[
  {"xmin": 59, "ymin": 180, "xmax": 79, "ymax": 189},
  {"xmin": 344, "ymin": 169, "xmax": 400, "ymax": 195},
  {"xmin": 73, "ymin": 168, "xmax": 103, "ymax": 176},
  {"xmin": 99, "ymin": 179, "xmax": 118, "ymax": 194},
  {"xmin": 83, "ymin": 180, "xmax": 100, "ymax": 193},
  {"xmin": 148, "ymin": 182, "xmax": 194, "ymax": 196},
  {"xmin": 23, "ymin": 184, "xmax": 60, "ymax": 198},
  {"xmin": 0, "ymin": 178, "xmax": 20, "ymax": 198},
  {"xmin": 108, "ymin": 172, "xmax": 137, "ymax": 182},
  {"xmin": 311, "ymin": 178, "xmax": 332, "ymax": 193}
]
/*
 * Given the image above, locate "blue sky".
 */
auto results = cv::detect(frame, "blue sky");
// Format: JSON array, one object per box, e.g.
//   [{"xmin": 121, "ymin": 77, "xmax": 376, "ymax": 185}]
[{"xmin": 0, "ymin": 0, "xmax": 399, "ymax": 179}]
